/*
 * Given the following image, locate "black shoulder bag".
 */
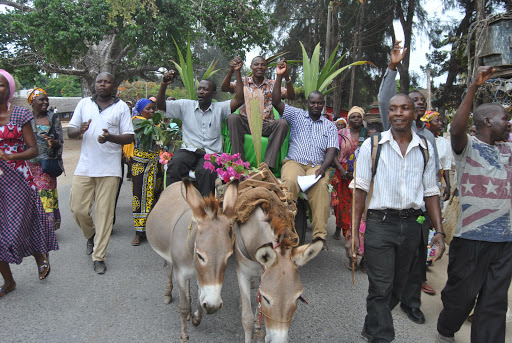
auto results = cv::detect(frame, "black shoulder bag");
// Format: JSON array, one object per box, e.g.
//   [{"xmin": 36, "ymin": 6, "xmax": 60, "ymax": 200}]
[{"xmin": 40, "ymin": 113, "xmax": 63, "ymax": 177}]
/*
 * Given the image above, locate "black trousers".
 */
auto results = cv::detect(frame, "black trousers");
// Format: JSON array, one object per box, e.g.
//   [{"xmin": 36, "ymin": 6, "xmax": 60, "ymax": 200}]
[
  {"xmin": 437, "ymin": 238, "xmax": 512, "ymax": 343},
  {"xmin": 398, "ymin": 214, "xmax": 430, "ymax": 309},
  {"xmin": 363, "ymin": 210, "xmax": 423, "ymax": 343},
  {"xmin": 165, "ymin": 149, "xmax": 217, "ymax": 197},
  {"xmin": 226, "ymin": 113, "xmax": 288, "ymax": 169}
]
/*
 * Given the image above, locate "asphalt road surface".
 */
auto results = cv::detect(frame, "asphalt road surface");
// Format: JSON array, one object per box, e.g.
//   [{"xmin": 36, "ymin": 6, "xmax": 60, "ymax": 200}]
[{"xmin": 2, "ymin": 137, "xmax": 510, "ymax": 343}]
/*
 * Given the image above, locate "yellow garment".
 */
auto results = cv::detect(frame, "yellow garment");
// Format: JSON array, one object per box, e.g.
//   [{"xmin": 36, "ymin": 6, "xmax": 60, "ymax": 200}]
[{"xmin": 123, "ymin": 116, "xmax": 146, "ymax": 159}]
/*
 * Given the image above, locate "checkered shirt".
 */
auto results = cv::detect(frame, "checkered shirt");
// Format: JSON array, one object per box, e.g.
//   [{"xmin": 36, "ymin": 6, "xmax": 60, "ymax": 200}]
[{"xmin": 282, "ymin": 104, "xmax": 339, "ymax": 167}]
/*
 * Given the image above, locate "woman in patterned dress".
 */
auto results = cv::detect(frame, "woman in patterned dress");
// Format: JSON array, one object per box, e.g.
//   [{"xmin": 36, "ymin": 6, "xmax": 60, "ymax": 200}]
[
  {"xmin": 129, "ymin": 99, "xmax": 164, "ymax": 246},
  {"xmin": 0, "ymin": 70, "xmax": 59, "ymax": 298},
  {"xmin": 331, "ymin": 106, "xmax": 367, "ymax": 240},
  {"xmin": 26, "ymin": 87, "xmax": 64, "ymax": 231}
]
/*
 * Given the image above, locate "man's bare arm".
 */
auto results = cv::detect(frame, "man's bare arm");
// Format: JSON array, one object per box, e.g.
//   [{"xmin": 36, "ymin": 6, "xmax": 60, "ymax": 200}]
[
  {"xmin": 156, "ymin": 71, "xmax": 175, "ymax": 111},
  {"xmin": 450, "ymin": 66, "xmax": 494, "ymax": 154}
]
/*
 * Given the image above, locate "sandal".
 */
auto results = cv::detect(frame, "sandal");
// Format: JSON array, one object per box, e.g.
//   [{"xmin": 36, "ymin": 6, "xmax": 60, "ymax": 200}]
[
  {"xmin": 37, "ymin": 255, "xmax": 51, "ymax": 280},
  {"xmin": 131, "ymin": 234, "xmax": 145, "ymax": 246},
  {"xmin": 0, "ymin": 284, "xmax": 16, "ymax": 298},
  {"xmin": 421, "ymin": 283, "xmax": 436, "ymax": 295}
]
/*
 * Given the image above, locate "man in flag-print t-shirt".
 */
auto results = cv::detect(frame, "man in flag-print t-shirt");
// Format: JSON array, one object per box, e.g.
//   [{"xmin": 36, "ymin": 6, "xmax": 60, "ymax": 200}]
[{"xmin": 437, "ymin": 66, "xmax": 512, "ymax": 343}]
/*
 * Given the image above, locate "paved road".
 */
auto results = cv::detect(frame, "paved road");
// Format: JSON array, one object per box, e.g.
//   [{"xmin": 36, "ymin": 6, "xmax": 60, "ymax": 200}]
[{"xmin": 2, "ymin": 165, "xmax": 509, "ymax": 342}]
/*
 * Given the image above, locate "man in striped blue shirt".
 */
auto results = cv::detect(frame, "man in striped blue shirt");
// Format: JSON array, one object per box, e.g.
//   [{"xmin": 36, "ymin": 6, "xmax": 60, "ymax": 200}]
[{"xmin": 272, "ymin": 60, "xmax": 338, "ymax": 249}]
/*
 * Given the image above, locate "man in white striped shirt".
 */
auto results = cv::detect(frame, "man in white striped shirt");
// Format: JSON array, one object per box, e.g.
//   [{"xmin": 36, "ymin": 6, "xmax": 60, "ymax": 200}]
[
  {"xmin": 351, "ymin": 93, "xmax": 446, "ymax": 342},
  {"xmin": 272, "ymin": 60, "xmax": 339, "ymax": 248}
]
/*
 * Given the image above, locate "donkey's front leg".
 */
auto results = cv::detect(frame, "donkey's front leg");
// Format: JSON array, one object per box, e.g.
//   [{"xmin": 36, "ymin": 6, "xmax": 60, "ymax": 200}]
[
  {"xmin": 164, "ymin": 263, "xmax": 174, "ymax": 304},
  {"xmin": 192, "ymin": 296, "xmax": 203, "ymax": 327},
  {"xmin": 236, "ymin": 264, "xmax": 256, "ymax": 343},
  {"xmin": 176, "ymin": 274, "xmax": 191, "ymax": 342}
]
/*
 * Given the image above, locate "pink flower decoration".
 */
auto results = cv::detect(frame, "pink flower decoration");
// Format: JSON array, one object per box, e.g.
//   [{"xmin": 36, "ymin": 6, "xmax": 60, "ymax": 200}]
[
  {"xmin": 159, "ymin": 151, "xmax": 173, "ymax": 165},
  {"xmin": 226, "ymin": 166, "xmax": 236, "ymax": 177},
  {"xmin": 203, "ymin": 161, "xmax": 214, "ymax": 171},
  {"xmin": 202, "ymin": 152, "xmax": 251, "ymax": 183}
]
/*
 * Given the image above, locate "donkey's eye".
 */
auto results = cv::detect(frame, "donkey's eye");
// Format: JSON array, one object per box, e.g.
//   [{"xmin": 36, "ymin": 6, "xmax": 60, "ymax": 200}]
[
  {"xmin": 262, "ymin": 295, "xmax": 270, "ymax": 305},
  {"xmin": 197, "ymin": 253, "xmax": 205, "ymax": 262}
]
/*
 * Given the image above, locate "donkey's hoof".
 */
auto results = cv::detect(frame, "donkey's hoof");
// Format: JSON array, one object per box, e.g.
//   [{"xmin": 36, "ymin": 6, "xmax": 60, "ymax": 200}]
[
  {"xmin": 192, "ymin": 316, "xmax": 202, "ymax": 326},
  {"xmin": 163, "ymin": 295, "xmax": 172, "ymax": 304},
  {"xmin": 180, "ymin": 334, "xmax": 189, "ymax": 342}
]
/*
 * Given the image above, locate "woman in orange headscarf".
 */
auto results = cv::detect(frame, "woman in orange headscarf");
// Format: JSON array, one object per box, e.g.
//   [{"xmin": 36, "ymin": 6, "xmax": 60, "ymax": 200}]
[{"xmin": 26, "ymin": 87, "xmax": 64, "ymax": 231}]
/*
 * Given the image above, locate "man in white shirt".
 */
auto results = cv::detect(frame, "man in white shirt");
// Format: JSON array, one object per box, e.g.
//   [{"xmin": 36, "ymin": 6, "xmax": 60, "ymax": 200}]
[
  {"xmin": 378, "ymin": 40, "xmax": 442, "ymax": 325},
  {"xmin": 351, "ymin": 93, "xmax": 446, "ymax": 342},
  {"xmin": 156, "ymin": 58, "xmax": 245, "ymax": 196},
  {"xmin": 68, "ymin": 72, "xmax": 134, "ymax": 274}
]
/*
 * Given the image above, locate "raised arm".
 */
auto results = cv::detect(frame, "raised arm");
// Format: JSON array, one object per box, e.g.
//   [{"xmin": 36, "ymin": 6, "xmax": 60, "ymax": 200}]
[
  {"xmin": 378, "ymin": 41, "xmax": 407, "ymax": 130},
  {"xmin": 450, "ymin": 66, "xmax": 494, "ymax": 154},
  {"xmin": 156, "ymin": 71, "xmax": 175, "ymax": 111},
  {"xmin": 282, "ymin": 58, "xmax": 295, "ymax": 100},
  {"xmin": 272, "ymin": 60, "xmax": 287, "ymax": 115},
  {"xmin": 229, "ymin": 57, "xmax": 245, "ymax": 113},
  {"xmin": 221, "ymin": 65, "xmax": 236, "ymax": 93}
]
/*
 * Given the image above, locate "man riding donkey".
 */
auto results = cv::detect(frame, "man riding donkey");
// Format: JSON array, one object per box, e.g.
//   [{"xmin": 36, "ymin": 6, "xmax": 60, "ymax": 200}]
[
  {"xmin": 156, "ymin": 57, "xmax": 245, "ymax": 196},
  {"xmin": 271, "ymin": 59, "xmax": 338, "ymax": 251},
  {"xmin": 223, "ymin": 56, "xmax": 295, "ymax": 169}
]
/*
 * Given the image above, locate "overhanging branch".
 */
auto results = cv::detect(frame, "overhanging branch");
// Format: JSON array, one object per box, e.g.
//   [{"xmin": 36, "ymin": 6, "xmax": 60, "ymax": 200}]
[{"xmin": 0, "ymin": 0, "xmax": 33, "ymax": 11}]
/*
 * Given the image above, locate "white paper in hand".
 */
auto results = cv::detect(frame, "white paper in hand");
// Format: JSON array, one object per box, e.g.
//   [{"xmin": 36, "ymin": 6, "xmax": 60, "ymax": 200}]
[{"xmin": 297, "ymin": 174, "xmax": 321, "ymax": 193}]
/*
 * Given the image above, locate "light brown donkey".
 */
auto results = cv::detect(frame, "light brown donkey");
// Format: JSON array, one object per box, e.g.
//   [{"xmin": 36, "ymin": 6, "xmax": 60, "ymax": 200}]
[
  {"xmin": 146, "ymin": 179, "xmax": 239, "ymax": 342},
  {"xmin": 234, "ymin": 187, "xmax": 323, "ymax": 343}
]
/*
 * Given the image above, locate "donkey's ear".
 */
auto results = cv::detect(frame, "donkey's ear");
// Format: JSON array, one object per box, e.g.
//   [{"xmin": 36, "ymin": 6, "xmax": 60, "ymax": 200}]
[
  {"xmin": 291, "ymin": 240, "xmax": 323, "ymax": 267},
  {"xmin": 222, "ymin": 179, "xmax": 239, "ymax": 217},
  {"xmin": 183, "ymin": 179, "xmax": 207, "ymax": 222},
  {"xmin": 255, "ymin": 243, "xmax": 277, "ymax": 269}
]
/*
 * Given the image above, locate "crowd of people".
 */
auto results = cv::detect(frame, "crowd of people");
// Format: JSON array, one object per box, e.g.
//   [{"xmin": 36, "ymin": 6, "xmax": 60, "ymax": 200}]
[{"xmin": 0, "ymin": 38, "xmax": 511, "ymax": 343}]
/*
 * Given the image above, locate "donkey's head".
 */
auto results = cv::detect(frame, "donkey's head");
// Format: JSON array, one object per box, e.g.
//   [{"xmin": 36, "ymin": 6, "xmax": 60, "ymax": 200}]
[
  {"xmin": 255, "ymin": 240, "xmax": 323, "ymax": 343},
  {"xmin": 183, "ymin": 179, "xmax": 238, "ymax": 314}
]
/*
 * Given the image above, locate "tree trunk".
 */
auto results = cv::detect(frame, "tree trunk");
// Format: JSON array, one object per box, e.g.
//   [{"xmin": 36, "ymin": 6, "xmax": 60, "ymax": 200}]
[
  {"xmin": 349, "ymin": 0, "xmax": 365, "ymax": 108},
  {"xmin": 436, "ymin": 1, "xmax": 474, "ymax": 119},
  {"xmin": 396, "ymin": 0, "xmax": 416, "ymax": 93}
]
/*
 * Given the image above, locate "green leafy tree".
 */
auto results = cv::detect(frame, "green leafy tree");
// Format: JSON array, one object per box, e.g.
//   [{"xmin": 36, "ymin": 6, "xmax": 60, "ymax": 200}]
[
  {"xmin": 265, "ymin": 0, "xmax": 394, "ymax": 113},
  {"xmin": 46, "ymin": 75, "xmax": 83, "ymax": 97},
  {"xmin": 0, "ymin": 0, "xmax": 271, "ymax": 95}
]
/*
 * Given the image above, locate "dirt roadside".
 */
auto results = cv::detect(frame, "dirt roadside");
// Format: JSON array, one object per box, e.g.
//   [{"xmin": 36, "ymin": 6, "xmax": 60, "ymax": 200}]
[{"xmin": 60, "ymin": 133, "xmax": 82, "ymax": 186}]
